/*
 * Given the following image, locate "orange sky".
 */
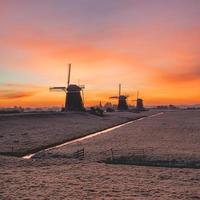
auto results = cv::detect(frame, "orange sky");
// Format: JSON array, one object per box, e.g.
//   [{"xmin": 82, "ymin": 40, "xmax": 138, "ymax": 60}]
[{"xmin": 0, "ymin": 0, "xmax": 200, "ymax": 107}]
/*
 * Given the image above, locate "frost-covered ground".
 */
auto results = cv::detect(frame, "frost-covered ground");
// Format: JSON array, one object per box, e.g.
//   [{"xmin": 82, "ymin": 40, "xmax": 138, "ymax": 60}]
[
  {"xmin": 50, "ymin": 110, "xmax": 200, "ymax": 163},
  {"xmin": 0, "ymin": 111, "xmax": 154, "ymax": 156},
  {"xmin": 1, "ymin": 158, "xmax": 200, "ymax": 200},
  {"xmin": 0, "ymin": 110, "xmax": 200, "ymax": 199}
]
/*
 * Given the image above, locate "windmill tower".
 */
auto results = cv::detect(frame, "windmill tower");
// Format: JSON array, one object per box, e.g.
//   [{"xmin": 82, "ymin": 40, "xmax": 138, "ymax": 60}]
[
  {"xmin": 110, "ymin": 84, "xmax": 128, "ymax": 111},
  {"xmin": 135, "ymin": 91, "xmax": 144, "ymax": 111},
  {"xmin": 50, "ymin": 64, "xmax": 85, "ymax": 112}
]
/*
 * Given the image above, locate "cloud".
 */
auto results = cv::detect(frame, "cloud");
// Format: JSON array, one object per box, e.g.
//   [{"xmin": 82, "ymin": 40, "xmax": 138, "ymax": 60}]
[
  {"xmin": 0, "ymin": 83, "xmax": 45, "ymax": 100},
  {"xmin": 0, "ymin": 91, "xmax": 36, "ymax": 99},
  {"xmin": 149, "ymin": 65, "xmax": 200, "ymax": 86},
  {"xmin": 1, "ymin": 1, "xmax": 200, "ymax": 105}
]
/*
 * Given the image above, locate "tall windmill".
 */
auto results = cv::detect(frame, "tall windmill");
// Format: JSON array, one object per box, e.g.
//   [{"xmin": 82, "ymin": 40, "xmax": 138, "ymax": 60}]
[
  {"xmin": 109, "ymin": 84, "xmax": 128, "ymax": 111},
  {"xmin": 50, "ymin": 64, "xmax": 85, "ymax": 111}
]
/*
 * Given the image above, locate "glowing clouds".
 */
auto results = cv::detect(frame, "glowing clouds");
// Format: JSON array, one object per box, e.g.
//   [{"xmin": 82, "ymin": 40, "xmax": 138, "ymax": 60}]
[{"xmin": 1, "ymin": 1, "xmax": 200, "ymax": 106}]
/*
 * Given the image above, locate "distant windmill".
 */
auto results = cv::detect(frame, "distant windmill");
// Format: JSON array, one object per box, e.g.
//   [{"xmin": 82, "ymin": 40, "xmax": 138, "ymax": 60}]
[
  {"xmin": 50, "ymin": 64, "xmax": 85, "ymax": 111},
  {"xmin": 134, "ymin": 91, "xmax": 144, "ymax": 111},
  {"xmin": 109, "ymin": 84, "xmax": 128, "ymax": 111}
]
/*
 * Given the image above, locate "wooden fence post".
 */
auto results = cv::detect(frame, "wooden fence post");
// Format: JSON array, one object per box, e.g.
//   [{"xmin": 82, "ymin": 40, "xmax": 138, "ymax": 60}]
[{"xmin": 111, "ymin": 148, "xmax": 114, "ymax": 161}]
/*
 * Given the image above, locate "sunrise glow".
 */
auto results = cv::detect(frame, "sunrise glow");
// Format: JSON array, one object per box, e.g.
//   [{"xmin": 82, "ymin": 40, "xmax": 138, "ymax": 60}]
[{"xmin": 0, "ymin": 0, "xmax": 200, "ymax": 107}]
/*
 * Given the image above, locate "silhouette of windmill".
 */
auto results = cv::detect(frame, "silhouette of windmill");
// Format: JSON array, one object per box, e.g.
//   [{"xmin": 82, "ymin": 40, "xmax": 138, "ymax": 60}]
[
  {"xmin": 50, "ymin": 64, "xmax": 85, "ymax": 111},
  {"xmin": 134, "ymin": 91, "xmax": 144, "ymax": 111},
  {"xmin": 109, "ymin": 84, "xmax": 128, "ymax": 111}
]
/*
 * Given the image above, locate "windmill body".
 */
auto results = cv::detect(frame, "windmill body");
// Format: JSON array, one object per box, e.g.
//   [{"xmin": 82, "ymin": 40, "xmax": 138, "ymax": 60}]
[
  {"xmin": 135, "ymin": 91, "xmax": 144, "ymax": 111},
  {"xmin": 65, "ymin": 84, "xmax": 84, "ymax": 111},
  {"xmin": 118, "ymin": 95, "xmax": 128, "ymax": 110},
  {"xmin": 110, "ymin": 84, "xmax": 128, "ymax": 111},
  {"xmin": 136, "ymin": 98, "xmax": 144, "ymax": 110},
  {"xmin": 50, "ymin": 64, "xmax": 85, "ymax": 112}
]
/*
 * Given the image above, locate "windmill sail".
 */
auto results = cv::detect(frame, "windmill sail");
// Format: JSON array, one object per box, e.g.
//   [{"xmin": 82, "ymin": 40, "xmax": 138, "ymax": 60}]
[
  {"xmin": 49, "ymin": 87, "xmax": 67, "ymax": 92},
  {"xmin": 119, "ymin": 83, "xmax": 121, "ymax": 97},
  {"xmin": 137, "ymin": 91, "xmax": 139, "ymax": 99},
  {"xmin": 67, "ymin": 64, "xmax": 71, "ymax": 87},
  {"xmin": 109, "ymin": 96, "xmax": 119, "ymax": 99}
]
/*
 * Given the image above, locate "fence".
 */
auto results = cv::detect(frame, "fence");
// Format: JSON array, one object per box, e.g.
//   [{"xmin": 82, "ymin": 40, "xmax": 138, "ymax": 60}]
[
  {"xmin": 107, "ymin": 147, "xmax": 154, "ymax": 161},
  {"xmin": 73, "ymin": 148, "xmax": 85, "ymax": 159}
]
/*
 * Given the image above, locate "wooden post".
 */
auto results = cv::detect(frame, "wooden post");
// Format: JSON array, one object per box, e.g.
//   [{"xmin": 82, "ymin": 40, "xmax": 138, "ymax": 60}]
[{"xmin": 111, "ymin": 148, "xmax": 114, "ymax": 161}]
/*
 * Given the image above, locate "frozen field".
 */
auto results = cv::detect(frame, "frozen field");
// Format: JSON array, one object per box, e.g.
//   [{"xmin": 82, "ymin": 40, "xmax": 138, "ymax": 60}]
[
  {"xmin": 0, "ymin": 110, "xmax": 200, "ymax": 199},
  {"xmin": 49, "ymin": 110, "xmax": 200, "ymax": 163},
  {"xmin": 0, "ymin": 111, "xmax": 154, "ymax": 156}
]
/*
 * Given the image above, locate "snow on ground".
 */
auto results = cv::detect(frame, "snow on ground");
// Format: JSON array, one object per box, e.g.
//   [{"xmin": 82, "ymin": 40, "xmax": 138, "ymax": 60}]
[
  {"xmin": 1, "ymin": 159, "xmax": 200, "ymax": 200},
  {"xmin": 0, "ymin": 110, "xmax": 200, "ymax": 199},
  {"xmin": 0, "ymin": 111, "xmax": 155, "ymax": 155},
  {"xmin": 49, "ymin": 110, "xmax": 200, "ymax": 162}
]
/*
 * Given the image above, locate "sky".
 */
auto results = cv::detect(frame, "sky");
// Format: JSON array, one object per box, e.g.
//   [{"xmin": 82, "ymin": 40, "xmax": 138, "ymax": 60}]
[{"xmin": 0, "ymin": 0, "xmax": 200, "ymax": 107}]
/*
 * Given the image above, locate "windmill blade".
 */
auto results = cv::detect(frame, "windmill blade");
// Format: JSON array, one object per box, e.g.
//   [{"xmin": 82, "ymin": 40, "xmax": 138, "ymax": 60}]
[
  {"xmin": 79, "ymin": 85, "xmax": 85, "ymax": 90},
  {"xmin": 81, "ymin": 89, "xmax": 85, "ymax": 106},
  {"xmin": 49, "ymin": 87, "xmax": 67, "ymax": 92},
  {"xmin": 137, "ymin": 91, "xmax": 139, "ymax": 99},
  {"xmin": 109, "ymin": 96, "xmax": 119, "ymax": 99},
  {"xmin": 67, "ymin": 63, "xmax": 71, "ymax": 87},
  {"xmin": 119, "ymin": 83, "xmax": 121, "ymax": 97}
]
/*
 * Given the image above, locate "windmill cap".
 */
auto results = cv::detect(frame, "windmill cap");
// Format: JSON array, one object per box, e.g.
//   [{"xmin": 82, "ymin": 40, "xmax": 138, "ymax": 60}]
[
  {"xmin": 119, "ymin": 95, "xmax": 128, "ymax": 99},
  {"xmin": 67, "ymin": 84, "xmax": 82, "ymax": 91}
]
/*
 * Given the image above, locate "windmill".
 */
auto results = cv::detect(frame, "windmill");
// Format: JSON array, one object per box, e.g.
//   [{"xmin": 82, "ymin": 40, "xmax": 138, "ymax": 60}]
[
  {"xmin": 109, "ymin": 84, "xmax": 128, "ymax": 111},
  {"xmin": 50, "ymin": 64, "xmax": 85, "ymax": 111},
  {"xmin": 134, "ymin": 91, "xmax": 144, "ymax": 111}
]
